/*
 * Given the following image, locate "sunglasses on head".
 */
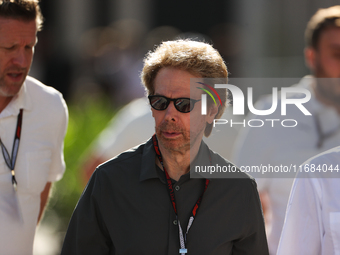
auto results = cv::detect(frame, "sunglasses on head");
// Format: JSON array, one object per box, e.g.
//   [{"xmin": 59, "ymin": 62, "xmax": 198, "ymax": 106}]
[{"xmin": 148, "ymin": 95, "xmax": 201, "ymax": 113}]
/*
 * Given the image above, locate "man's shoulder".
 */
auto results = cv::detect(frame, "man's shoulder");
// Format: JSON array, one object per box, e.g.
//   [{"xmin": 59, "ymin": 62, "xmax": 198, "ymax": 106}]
[
  {"xmin": 213, "ymin": 150, "xmax": 256, "ymax": 180},
  {"xmin": 96, "ymin": 142, "xmax": 146, "ymax": 176},
  {"xmin": 24, "ymin": 76, "xmax": 68, "ymax": 120},
  {"xmin": 195, "ymin": 145, "xmax": 255, "ymax": 182},
  {"xmin": 25, "ymin": 76, "xmax": 65, "ymax": 103},
  {"xmin": 302, "ymin": 146, "xmax": 340, "ymax": 171},
  {"xmin": 308, "ymin": 146, "xmax": 340, "ymax": 163},
  {"xmin": 24, "ymin": 76, "xmax": 68, "ymax": 125},
  {"xmin": 208, "ymin": 151, "xmax": 258, "ymax": 196},
  {"xmin": 299, "ymin": 146, "xmax": 340, "ymax": 178}
]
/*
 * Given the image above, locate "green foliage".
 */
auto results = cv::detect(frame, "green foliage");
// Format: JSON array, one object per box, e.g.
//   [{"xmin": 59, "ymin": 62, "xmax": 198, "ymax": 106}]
[{"xmin": 43, "ymin": 97, "xmax": 116, "ymax": 231}]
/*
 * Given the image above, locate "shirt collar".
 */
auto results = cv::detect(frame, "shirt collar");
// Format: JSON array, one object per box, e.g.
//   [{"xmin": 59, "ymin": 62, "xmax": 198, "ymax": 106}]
[
  {"xmin": 0, "ymin": 80, "xmax": 32, "ymax": 118},
  {"xmin": 190, "ymin": 140, "xmax": 213, "ymax": 180},
  {"xmin": 140, "ymin": 137, "xmax": 159, "ymax": 181}
]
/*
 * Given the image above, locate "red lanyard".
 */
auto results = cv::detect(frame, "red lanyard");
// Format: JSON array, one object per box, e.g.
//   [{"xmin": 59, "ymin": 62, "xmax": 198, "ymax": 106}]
[
  {"xmin": 0, "ymin": 109, "xmax": 23, "ymax": 191},
  {"xmin": 152, "ymin": 134, "xmax": 209, "ymax": 254}
]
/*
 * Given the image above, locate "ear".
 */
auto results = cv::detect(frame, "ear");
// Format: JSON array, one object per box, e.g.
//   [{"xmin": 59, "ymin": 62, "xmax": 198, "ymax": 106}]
[
  {"xmin": 206, "ymin": 103, "xmax": 218, "ymax": 124},
  {"xmin": 304, "ymin": 47, "xmax": 316, "ymax": 72}
]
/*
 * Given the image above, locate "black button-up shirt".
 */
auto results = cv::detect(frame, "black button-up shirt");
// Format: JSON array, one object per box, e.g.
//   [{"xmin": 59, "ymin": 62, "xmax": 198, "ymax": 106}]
[{"xmin": 61, "ymin": 138, "xmax": 269, "ymax": 255}]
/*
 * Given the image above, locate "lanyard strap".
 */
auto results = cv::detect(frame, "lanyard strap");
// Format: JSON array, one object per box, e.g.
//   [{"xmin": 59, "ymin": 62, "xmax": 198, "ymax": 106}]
[
  {"xmin": 0, "ymin": 109, "xmax": 23, "ymax": 190},
  {"xmin": 152, "ymin": 134, "xmax": 209, "ymax": 254}
]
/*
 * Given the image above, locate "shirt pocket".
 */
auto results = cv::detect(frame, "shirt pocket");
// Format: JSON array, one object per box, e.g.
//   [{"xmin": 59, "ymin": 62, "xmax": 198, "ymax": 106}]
[
  {"xmin": 330, "ymin": 212, "xmax": 340, "ymax": 255},
  {"xmin": 23, "ymin": 150, "xmax": 52, "ymax": 194}
]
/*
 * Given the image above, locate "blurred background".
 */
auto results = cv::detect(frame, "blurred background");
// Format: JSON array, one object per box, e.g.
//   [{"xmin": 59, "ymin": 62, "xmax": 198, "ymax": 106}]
[{"xmin": 29, "ymin": 0, "xmax": 338, "ymax": 254}]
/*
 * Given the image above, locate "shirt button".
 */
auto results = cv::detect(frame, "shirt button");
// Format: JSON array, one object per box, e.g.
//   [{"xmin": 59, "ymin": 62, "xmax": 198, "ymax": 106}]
[
  {"xmin": 173, "ymin": 220, "xmax": 178, "ymax": 225},
  {"xmin": 175, "ymin": 186, "xmax": 180, "ymax": 191}
]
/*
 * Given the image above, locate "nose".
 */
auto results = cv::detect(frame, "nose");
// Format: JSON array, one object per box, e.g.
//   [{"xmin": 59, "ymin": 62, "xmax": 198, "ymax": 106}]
[
  {"xmin": 164, "ymin": 101, "xmax": 179, "ymax": 122},
  {"xmin": 11, "ymin": 48, "xmax": 30, "ymax": 67}
]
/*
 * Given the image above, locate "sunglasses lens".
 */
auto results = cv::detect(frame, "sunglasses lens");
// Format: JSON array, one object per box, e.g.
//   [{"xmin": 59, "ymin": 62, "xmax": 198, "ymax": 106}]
[
  {"xmin": 175, "ymin": 99, "xmax": 192, "ymax": 113},
  {"xmin": 149, "ymin": 96, "xmax": 169, "ymax": 110},
  {"xmin": 149, "ymin": 96, "xmax": 198, "ymax": 113}
]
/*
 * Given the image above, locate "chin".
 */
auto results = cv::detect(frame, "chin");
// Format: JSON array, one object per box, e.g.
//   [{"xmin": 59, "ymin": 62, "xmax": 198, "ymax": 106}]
[
  {"xmin": 0, "ymin": 84, "xmax": 23, "ymax": 97},
  {"xmin": 159, "ymin": 137, "xmax": 190, "ymax": 153}
]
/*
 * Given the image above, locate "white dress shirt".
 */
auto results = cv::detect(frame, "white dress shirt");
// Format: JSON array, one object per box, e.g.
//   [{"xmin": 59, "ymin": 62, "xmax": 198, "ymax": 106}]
[
  {"xmin": 0, "ymin": 76, "xmax": 68, "ymax": 255},
  {"xmin": 232, "ymin": 76, "xmax": 340, "ymax": 254},
  {"xmin": 277, "ymin": 147, "xmax": 340, "ymax": 255}
]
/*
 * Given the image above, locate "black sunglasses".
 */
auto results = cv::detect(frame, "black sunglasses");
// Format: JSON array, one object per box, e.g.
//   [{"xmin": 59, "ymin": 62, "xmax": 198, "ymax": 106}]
[{"xmin": 148, "ymin": 95, "xmax": 201, "ymax": 113}]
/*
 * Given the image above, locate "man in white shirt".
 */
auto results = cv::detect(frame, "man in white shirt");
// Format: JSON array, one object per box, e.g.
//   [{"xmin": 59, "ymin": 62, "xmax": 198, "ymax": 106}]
[
  {"xmin": 277, "ymin": 147, "xmax": 340, "ymax": 255},
  {"xmin": 0, "ymin": 1, "xmax": 68, "ymax": 254},
  {"xmin": 232, "ymin": 5, "xmax": 340, "ymax": 254}
]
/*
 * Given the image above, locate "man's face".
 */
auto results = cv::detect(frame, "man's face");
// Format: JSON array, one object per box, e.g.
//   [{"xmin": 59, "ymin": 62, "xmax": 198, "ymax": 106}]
[
  {"xmin": 313, "ymin": 26, "xmax": 340, "ymax": 78},
  {"xmin": 307, "ymin": 26, "xmax": 340, "ymax": 104},
  {"xmin": 0, "ymin": 18, "xmax": 37, "ymax": 98},
  {"xmin": 151, "ymin": 67, "xmax": 216, "ymax": 154}
]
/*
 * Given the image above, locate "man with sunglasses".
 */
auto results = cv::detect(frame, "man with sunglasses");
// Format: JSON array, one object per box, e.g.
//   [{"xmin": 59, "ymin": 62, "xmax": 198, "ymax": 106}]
[
  {"xmin": 0, "ymin": 1, "xmax": 68, "ymax": 254},
  {"xmin": 61, "ymin": 39, "xmax": 268, "ymax": 255}
]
